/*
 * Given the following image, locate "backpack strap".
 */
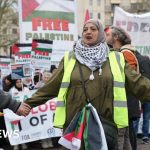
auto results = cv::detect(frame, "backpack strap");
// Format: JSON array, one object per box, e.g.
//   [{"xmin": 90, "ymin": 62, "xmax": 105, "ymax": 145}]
[{"xmin": 121, "ymin": 49, "xmax": 139, "ymax": 73}]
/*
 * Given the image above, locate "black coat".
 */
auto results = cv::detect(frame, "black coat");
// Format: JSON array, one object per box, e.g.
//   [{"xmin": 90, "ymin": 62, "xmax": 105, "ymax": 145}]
[
  {"xmin": 0, "ymin": 90, "xmax": 21, "ymax": 112},
  {"xmin": 127, "ymin": 91, "xmax": 141, "ymax": 119}
]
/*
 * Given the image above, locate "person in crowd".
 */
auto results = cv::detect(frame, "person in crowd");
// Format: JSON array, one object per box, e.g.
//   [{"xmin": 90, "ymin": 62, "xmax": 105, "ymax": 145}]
[
  {"xmin": 105, "ymin": 26, "xmax": 141, "ymax": 150},
  {"xmin": 140, "ymin": 102, "xmax": 150, "ymax": 144},
  {"xmin": 22, "ymin": 71, "xmax": 43, "ymax": 90},
  {"xmin": 32, "ymin": 71, "xmax": 43, "ymax": 89},
  {"xmin": 25, "ymin": 19, "xmax": 150, "ymax": 150},
  {"xmin": 1, "ymin": 75, "xmax": 31, "ymax": 150},
  {"xmin": 0, "ymin": 89, "xmax": 31, "ymax": 115},
  {"xmin": 0, "ymin": 89, "xmax": 31, "ymax": 149},
  {"xmin": 22, "ymin": 77, "xmax": 34, "ymax": 90},
  {"xmin": 2, "ymin": 74, "xmax": 14, "ymax": 92},
  {"xmin": 0, "ymin": 69, "xmax": 2, "ymax": 90},
  {"xmin": 10, "ymin": 79, "xmax": 30, "ymax": 95},
  {"xmin": 9, "ymin": 79, "xmax": 30, "ymax": 150},
  {"xmin": 50, "ymin": 65, "xmax": 57, "ymax": 74},
  {"xmin": 35, "ymin": 71, "xmax": 52, "ymax": 89},
  {"xmin": 34, "ymin": 71, "xmax": 54, "ymax": 149}
]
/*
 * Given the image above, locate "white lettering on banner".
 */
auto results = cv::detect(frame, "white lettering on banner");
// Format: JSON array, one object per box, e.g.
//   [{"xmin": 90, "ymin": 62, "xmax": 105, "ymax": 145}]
[
  {"xmin": 113, "ymin": 7, "xmax": 150, "ymax": 57},
  {"xmin": 114, "ymin": 20, "xmax": 150, "ymax": 32},
  {"xmin": 3, "ymin": 99, "xmax": 62, "ymax": 145},
  {"xmin": 0, "ymin": 130, "xmax": 19, "ymax": 138}
]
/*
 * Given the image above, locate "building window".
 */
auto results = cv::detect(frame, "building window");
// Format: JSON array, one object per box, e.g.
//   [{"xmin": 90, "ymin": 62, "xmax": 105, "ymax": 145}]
[
  {"xmin": 97, "ymin": 13, "xmax": 101, "ymax": 19},
  {"xmin": 89, "ymin": 0, "xmax": 93, "ymax": 5},
  {"xmin": 97, "ymin": 0, "xmax": 101, "ymax": 6},
  {"xmin": 90, "ymin": 12, "xmax": 93, "ymax": 19},
  {"xmin": 12, "ymin": 28, "xmax": 17, "ymax": 34},
  {"xmin": 3, "ymin": 28, "xmax": 7, "ymax": 34},
  {"xmin": 12, "ymin": 19, "xmax": 17, "ymax": 25}
]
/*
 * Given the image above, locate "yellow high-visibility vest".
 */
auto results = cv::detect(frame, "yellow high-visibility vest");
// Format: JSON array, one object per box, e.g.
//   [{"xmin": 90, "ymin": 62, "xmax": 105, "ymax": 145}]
[{"xmin": 54, "ymin": 51, "xmax": 128, "ymax": 129}]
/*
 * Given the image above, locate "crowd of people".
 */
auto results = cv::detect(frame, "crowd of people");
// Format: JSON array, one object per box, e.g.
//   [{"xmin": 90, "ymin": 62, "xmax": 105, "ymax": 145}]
[
  {"xmin": 0, "ymin": 19, "xmax": 150, "ymax": 150},
  {"xmin": 0, "ymin": 65, "xmax": 58, "ymax": 149}
]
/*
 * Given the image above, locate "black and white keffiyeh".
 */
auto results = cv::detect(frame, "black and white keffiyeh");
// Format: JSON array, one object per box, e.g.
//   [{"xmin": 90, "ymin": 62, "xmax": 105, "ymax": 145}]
[{"xmin": 74, "ymin": 39, "xmax": 109, "ymax": 80}]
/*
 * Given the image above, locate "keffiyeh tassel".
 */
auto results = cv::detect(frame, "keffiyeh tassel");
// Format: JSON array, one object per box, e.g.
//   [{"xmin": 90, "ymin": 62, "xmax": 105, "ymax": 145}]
[
  {"xmin": 99, "ymin": 67, "xmax": 102, "ymax": 75},
  {"xmin": 89, "ymin": 71, "xmax": 94, "ymax": 80}
]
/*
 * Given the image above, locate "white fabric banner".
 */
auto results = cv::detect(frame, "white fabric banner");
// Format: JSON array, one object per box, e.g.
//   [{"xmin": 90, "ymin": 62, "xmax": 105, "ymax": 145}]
[
  {"xmin": 113, "ymin": 6, "xmax": 150, "ymax": 56},
  {"xmin": 3, "ymin": 98, "xmax": 62, "ymax": 145}
]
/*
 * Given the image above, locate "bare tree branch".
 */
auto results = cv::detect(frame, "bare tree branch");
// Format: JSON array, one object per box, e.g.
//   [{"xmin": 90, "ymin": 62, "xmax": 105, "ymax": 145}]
[{"xmin": 0, "ymin": 0, "xmax": 18, "ymax": 52}]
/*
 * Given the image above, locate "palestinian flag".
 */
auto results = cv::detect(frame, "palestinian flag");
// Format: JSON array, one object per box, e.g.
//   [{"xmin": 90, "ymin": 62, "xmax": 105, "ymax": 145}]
[
  {"xmin": 59, "ymin": 108, "xmax": 86, "ymax": 150},
  {"xmin": 21, "ymin": 0, "xmax": 75, "ymax": 23},
  {"xmin": 83, "ymin": 103, "xmax": 108, "ymax": 150},
  {"xmin": 11, "ymin": 43, "xmax": 32, "ymax": 64},
  {"xmin": 11, "ymin": 43, "xmax": 32, "ymax": 55},
  {"xmin": 11, "ymin": 44, "xmax": 20, "ymax": 55},
  {"xmin": 59, "ymin": 103, "xmax": 108, "ymax": 150},
  {"xmin": 10, "ymin": 120, "xmax": 22, "ymax": 131},
  {"xmin": 22, "ymin": 0, "xmax": 40, "ymax": 20},
  {"xmin": 32, "ymin": 39, "xmax": 53, "ymax": 54}
]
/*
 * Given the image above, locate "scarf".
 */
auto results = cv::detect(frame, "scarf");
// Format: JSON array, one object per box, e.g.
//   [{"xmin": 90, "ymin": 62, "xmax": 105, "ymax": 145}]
[{"xmin": 74, "ymin": 40, "xmax": 109, "ymax": 80}]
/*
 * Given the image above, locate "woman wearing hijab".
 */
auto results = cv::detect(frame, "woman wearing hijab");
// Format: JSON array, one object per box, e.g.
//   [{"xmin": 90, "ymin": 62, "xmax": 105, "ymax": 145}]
[
  {"xmin": 10, "ymin": 79, "xmax": 30, "ymax": 95},
  {"xmin": 25, "ymin": 19, "xmax": 150, "ymax": 150}
]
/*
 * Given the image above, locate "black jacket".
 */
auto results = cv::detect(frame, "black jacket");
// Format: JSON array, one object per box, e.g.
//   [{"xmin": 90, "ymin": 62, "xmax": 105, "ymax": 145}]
[{"xmin": 0, "ymin": 90, "xmax": 21, "ymax": 112}]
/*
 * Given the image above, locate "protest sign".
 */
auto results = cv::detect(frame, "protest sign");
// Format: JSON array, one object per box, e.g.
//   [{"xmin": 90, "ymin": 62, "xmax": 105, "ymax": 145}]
[
  {"xmin": 11, "ymin": 64, "xmax": 31, "ymax": 79},
  {"xmin": 12, "ymin": 43, "xmax": 32, "ymax": 64},
  {"xmin": 31, "ymin": 39, "xmax": 53, "ymax": 69},
  {"xmin": 4, "ymin": 99, "xmax": 62, "ymax": 145},
  {"xmin": 18, "ymin": 0, "xmax": 78, "ymax": 65},
  {"xmin": 113, "ymin": 6, "xmax": 150, "ymax": 56},
  {"xmin": 0, "ymin": 58, "xmax": 11, "ymax": 78}
]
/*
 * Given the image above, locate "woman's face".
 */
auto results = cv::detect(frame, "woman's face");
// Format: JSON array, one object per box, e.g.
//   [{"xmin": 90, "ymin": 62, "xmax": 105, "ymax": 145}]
[
  {"xmin": 82, "ymin": 22, "xmax": 99, "ymax": 46},
  {"xmin": 15, "ymin": 79, "xmax": 22, "ymax": 88}
]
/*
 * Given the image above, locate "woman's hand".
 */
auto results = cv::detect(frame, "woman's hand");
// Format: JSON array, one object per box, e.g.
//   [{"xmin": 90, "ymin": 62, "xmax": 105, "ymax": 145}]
[{"xmin": 16, "ymin": 103, "xmax": 31, "ymax": 116}]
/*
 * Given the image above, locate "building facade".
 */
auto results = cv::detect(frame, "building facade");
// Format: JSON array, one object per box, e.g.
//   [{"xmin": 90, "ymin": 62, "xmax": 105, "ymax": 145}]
[
  {"xmin": 76, "ymin": 0, "xmax": 105, "ymax": 35},
  {"xmin": 0, "ymin": 9, "xmax": 18, "ymax": 56},
  {"xmin": 77, "ymin": 0, "xmax": 150, "ymax": 35}
]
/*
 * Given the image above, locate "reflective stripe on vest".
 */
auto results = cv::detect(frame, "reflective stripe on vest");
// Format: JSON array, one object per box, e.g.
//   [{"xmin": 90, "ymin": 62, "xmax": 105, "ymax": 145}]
[
  {"xmin": 109, "ymin": 51, "xmax": 128, "ymax": 128},
  {"xmin": 54, "ymin": 51, "xmax": 76, "ymax": 128},
  {"xmin": 54, "ymin": 51, "xmax": 128, "ymax": 128}
]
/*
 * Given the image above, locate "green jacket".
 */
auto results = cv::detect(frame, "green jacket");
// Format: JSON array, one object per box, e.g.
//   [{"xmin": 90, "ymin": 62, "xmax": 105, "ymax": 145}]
[{"xmin": 26, "ymin": 51, "xmax": 150, "ymax": 128}]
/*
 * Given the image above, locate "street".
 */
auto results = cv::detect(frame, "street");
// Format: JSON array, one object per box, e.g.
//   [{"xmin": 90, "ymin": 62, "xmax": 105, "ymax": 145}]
[
  {"xmin": 17, "ymin": 138, "xmax": 150, "ymax": 150},
  {"xmin": 2, "ymin": 138, "xmax": 150, "ymax": 150}
]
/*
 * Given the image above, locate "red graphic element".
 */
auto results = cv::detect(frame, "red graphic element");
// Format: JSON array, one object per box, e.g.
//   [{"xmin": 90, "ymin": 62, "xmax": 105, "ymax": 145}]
[
  {"xmin": 12, "ymin": 44, "xmax": 20, "ymax": 54},
  {"xmin": 11, "ymin": 120, "xmax": 20, "ymax": 125},
  {"xmin": 32, "ymin": 40, "xmax": 38, "ymax": 50},
  {"xmin": 22, "ymin": 0, "xmax": 39, "ymax": 20},
  {"xmin": 104, "ymin": 27, "xmax": 110, "ymax": 33},
  {"xmin": 84, "ymin": 9, "xmax": 90, "ymax": 22}
]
